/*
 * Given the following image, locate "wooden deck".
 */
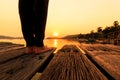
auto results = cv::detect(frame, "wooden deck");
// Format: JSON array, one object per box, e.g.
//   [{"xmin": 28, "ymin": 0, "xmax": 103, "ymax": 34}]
[
  {"xmin": 39, "ymin": 45, "xmax": 107, "ymax": 80},
  {"xmin": 80, "ymin": 43, "xmax": 120, "ymax": 80},
  {"xmin": 1, "ymin": 42, "xmax": 119, "ymax": 80},
  {"xmin": 0, "ymin": 42, "xmax": 56, "ymax": 80}
]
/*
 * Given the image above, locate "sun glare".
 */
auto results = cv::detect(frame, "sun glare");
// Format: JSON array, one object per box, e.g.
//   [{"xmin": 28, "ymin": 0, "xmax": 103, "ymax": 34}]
[{"xmin": 53, "ymin": 32, "xmax": 59, "ymax": 37}]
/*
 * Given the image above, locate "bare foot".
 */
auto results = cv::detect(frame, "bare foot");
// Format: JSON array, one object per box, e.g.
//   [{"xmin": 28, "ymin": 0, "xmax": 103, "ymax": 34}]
[
  {"xmin": 25, "ymin": 47, "xmax": 34, "ymax": 54},
  {"xmin": 34, "ymin": 46, "xmax": 53, "ymax": 54}
]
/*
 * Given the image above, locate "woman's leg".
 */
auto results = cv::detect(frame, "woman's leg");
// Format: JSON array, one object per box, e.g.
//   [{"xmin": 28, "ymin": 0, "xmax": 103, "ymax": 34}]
[
  {"xmin": 19, "ymin": 0, "xmax": 35, "ymax": 47},
  {"xmin": 34, "ymin": 0, "xmax": 49, "ymax": 47}
]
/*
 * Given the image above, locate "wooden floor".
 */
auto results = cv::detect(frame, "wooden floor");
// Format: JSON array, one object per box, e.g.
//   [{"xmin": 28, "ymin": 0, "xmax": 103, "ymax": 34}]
[
  {"xmin": 80, "ymin": 43, "xmax": 120, "ymax": 80},
  {"xmin": 39, "ymin": 45, "xmax": 107, "ymax": 80},
  {"xmin": 0, "ymin": 42, "xmax": 56, "ymax": 80},
  {"xmin": 1, "ymin": 42, "xmax": 119, "ymax": 80}
]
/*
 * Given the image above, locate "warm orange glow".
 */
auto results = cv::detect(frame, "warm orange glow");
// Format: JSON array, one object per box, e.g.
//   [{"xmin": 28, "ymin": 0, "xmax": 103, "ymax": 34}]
[
  {"xmin": 54, "ymin": 39, "xmax": 57, "ymax": 47},
  {"xmin": 53, "ymin": 32, "xmax": 59, "ymax": 37},
  {"xmin": 0, "ymin": 0, "xmax": 120, "ymax": 37}
]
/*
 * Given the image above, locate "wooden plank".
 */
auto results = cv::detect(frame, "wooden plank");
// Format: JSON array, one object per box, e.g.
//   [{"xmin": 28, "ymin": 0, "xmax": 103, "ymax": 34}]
[
  {"xmin": 0, "ymin": 48, "xmax": 56, "ymax": 80},
  {"xmin": 0, "ymin": 42, "xmax": 24, "ymax": 53},
  {"xmin": 0, "ymin": 48, "xmax": 25, "ymax": 63},
  {"xmin": 39, "ymin": 45, "xmax": 107, "ymax": 80},
  {"xmin": 80, "ymin": 43, "xmax": 120, "ymax": 80},
  {"xmin": 0, "ymin": 43, "xmax": 25, "ymax": 63}
]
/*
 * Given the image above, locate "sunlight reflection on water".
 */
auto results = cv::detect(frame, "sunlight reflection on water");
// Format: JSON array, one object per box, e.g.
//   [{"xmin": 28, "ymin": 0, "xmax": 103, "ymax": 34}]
[
  {"xmin": 44, "ymin": 39, "xmax": 80, "ymax": 52},
  {"xmin": 0, "ymin": 39, "xmax": 80, "ymax": 52}
]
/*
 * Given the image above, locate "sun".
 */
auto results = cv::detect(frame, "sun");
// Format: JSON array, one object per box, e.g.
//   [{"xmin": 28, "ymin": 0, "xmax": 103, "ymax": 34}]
[{"xmin": 53, "ymin": 32, "xmax": 59, "ymax": 37}]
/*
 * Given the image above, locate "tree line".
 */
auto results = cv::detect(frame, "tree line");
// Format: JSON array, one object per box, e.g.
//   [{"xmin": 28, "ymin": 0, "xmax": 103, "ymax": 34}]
[{"xmin": 78, "ymin": 21, "xmax": 120, "ymax": 44}]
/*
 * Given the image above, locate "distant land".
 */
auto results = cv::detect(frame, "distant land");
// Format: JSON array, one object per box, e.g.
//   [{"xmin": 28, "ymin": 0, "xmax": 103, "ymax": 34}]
[
  {"xmin": 46, "ymin": 37, "xmax": 62, "ymax": 39},
  {"xmin": 46, "ymin": 34, "xmax": 79, "ymax": 39},
  {"xmin": 62, "ymin": 34, "xmax": 79, "ymax": 39},
  {"xmin": 0, "ymin": 35, "xmax": 23, "ymax": 39}
]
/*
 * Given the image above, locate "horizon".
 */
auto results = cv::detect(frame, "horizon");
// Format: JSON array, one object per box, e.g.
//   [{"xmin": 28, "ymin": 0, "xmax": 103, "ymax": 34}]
[
  {"xmin": 0, "ymin": 0, "xmax": 120, "ymax": 37},
  {"xmin": 0, "ymin": 33, "xmax": 79, "ymax": 38}
]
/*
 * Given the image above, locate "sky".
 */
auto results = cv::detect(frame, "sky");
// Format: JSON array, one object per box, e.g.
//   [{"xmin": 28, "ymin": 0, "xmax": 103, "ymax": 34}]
[{"xmin": 0, "ymin": 0, "xmax": 120, "ymax": 37}]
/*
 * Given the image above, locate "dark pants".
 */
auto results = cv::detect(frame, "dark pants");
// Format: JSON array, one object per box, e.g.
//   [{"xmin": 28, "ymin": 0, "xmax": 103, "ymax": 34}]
[{"xmin": 19, "ymin": 0, "xmax": 49, "ymax": 47}]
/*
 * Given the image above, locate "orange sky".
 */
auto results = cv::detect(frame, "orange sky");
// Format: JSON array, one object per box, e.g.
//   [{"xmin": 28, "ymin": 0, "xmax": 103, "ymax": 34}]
[{"xmin": 0, "ymin": 0, "xmax": 120, "ymax": 37}]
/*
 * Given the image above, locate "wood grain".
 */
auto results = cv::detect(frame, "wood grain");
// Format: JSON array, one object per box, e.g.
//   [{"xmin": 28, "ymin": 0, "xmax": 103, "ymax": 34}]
[
  {"xmin": 80, "ymin": 43, "xmax": 120, "ymax": 80},
  {"xmin": 0, "ymin": 43, "xmax": 56, "ymax": 80},
  {"xmin": 39, "ymin": 45, "xmax": 107, "ymax": 80}
]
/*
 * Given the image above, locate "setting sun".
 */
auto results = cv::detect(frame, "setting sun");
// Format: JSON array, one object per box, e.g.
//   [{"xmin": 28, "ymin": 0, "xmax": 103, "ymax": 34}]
[
  {"xmin": 53, "ymin": 32, "xmax": 59, "ymax": 37},
  {"xmin": 0, "ymin": 0, "xmax": 120, "ymax": 37}
]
